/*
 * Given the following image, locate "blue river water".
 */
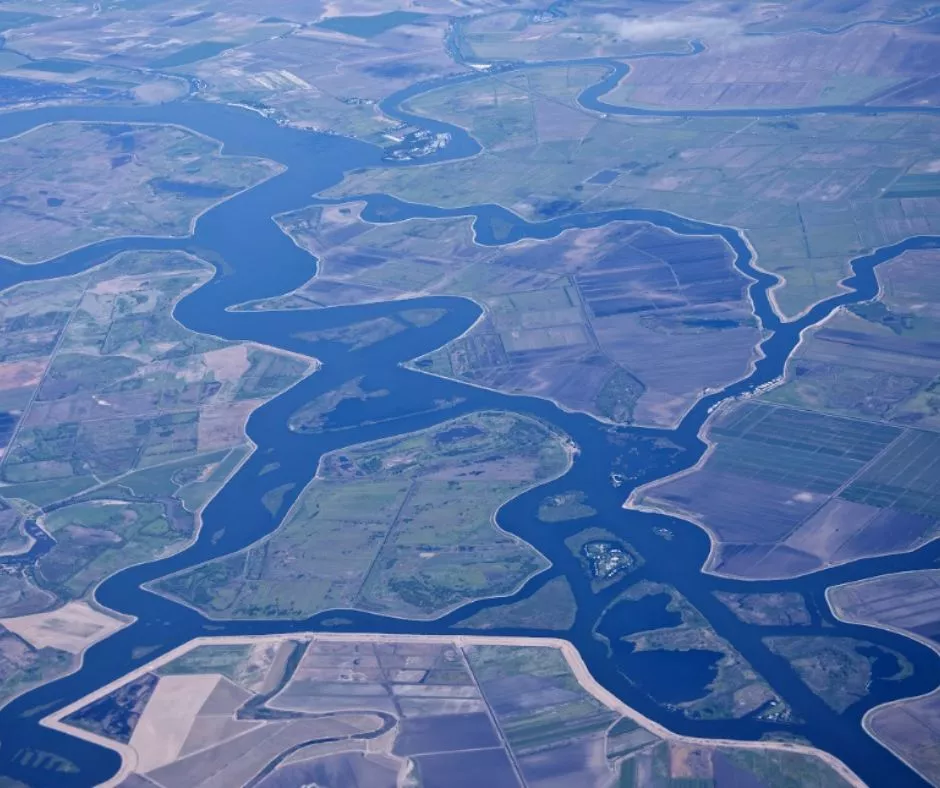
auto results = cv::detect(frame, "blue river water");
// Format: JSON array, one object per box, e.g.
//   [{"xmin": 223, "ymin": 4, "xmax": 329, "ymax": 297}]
[{"xmin": 0, "ymin": 66, "xmax": 939, "ymax": 787}]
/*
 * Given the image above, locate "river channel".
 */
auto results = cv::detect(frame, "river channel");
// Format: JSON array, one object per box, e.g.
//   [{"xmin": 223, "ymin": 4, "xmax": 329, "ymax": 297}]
[{"xmin": 0, "ymin": 64, "xmax": 939, "ymax": 787}]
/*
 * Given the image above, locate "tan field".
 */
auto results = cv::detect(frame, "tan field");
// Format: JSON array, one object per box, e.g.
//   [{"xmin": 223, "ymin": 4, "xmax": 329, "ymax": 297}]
[{"xmin": 0, "ymin": 601, "xmax": 126, "ymax": 655}]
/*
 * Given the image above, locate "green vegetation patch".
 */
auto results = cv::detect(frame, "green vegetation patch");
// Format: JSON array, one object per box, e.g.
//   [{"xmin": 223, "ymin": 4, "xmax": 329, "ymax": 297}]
[
  {"xmin": 37, "ymin": 501, "xmax": 189, "ymax": 600},
  {"xmin": 538, "ymin": 490, "xmax": 596, "ymax": 522},
  {"xmin": 762, "ymin": 255, "xmax": 940, "ymax": 432},
  {"xmin": 719, "ymin": 747, "xmax": 855, "ymax": 788},
  {"xmin": 763, "ymin": 636, "xmax": 911, "ymax": 713},
  {"xmin": 455, "ymin": 576, "xmax": 576, "ymax": 631},
  {"xmin": 565, "ymin": 527, "xmax": 642, "ymax": 592},
  {"xmin": 595, "ymin": 368, "xmax": 645, "ymax": 424},
  {"xmin": 157, "ymin": 413, "xmax": 569, "ymax": 620},
  {"xmin": 715, "ymin": 592, "xmax": 811, "ymax": 627},
  {"xmin": 158, "ymin": 644, "xmax": 252, "ymax": 679},
  {"xmin": 0, "ymin": 123, "xmax": 280, "ymax": 264},
  {"xmin": 0, "ymin": 627, "xmax": 72, "ymax": 710},
  {"xmin": 289, "ymin": 377, "xmax": 387, "ymax": 433}
]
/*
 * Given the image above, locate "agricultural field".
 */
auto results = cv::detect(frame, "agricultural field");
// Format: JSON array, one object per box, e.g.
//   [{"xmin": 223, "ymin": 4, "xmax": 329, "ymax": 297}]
[
  {"xmin": 0, "ymin": 600, "xmax": 124, "ymax": 655},
  {"xmin": 0, "ymin": 3, "xmax": 294, "ymax": 106},
  {"xmin": 830, "ymin": 570, "xmax": 940, "ymax": 650},
  {"xmin": 736, "ymin": 0, "xmax": 935, "ymax": 34},
  {"xmin": 763, "ymin": 636, "xmax": 911, "ymax": 713},
  {"xmin": 324, "ymin": 64, "xmax": 940, "ymax": 318},
  {"xmin": 0, "ymin": 4, "xmax": 188, "ymax": 108},
  {"xmin": 0, "ymin": 122, "xmax": 280, "ymax": 264},
  {"xmin": 0, "ymin": 599, "xmax": 127, "ymax": 709},
  {"xmin": 156, "ymin": 412, "xmax": 570, "ymax": 620},
  {"xmin": 636, "ymin": 250, "xmax": 940, "ymax": 579},
  {"xmin": 35, "ymin": 501, "xmax": 191, "ymax": 601},
  {"xmin": 248, "ymin": 201, "xmax": 762, "ymax": 428},
  {"xmin": 763, "ymin": 249, "xmax": 940, "ymax": 431},
  {"xmin": 0, "ymin": 249, "xmax": 311, "ymax": 705},
  {"xmin": 0, "ymin": 5, "xmax": 294, "ymax": 65},
  {"xmin": 47, "ymin": 633, "xmax": 859, "ymax": 788},
  {"xmin": 453, "ymin": 0, "xmax": 936, "ymax": 73},
  {"xmin": 184, "ymin": 9, "xmax": 465, "ymax": 144},
  {"xmin": 0, "ymin": 0, "xmax": 474, "ymax": 144},
  {"xmin": 0, "ymin": 249, "xmax": 310, "ymax": 515},
  {"xmin": 828, "ymin": 570, "xmax": 940, "ymax": 785},
  {"xmin": 595, "ymin": 581, "xmax": 789, "ymax": 723},
  {"xmin": 0, "ymin": 0, "xmax": 484, "ymax": 124},
  {"xmin": 602, "ymin": 15, "xmax": 936, "ymax": 110}
]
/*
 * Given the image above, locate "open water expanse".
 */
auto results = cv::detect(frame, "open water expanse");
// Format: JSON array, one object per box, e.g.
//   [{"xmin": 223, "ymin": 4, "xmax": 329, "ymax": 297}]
[{"xmin": 1, "ymin": 63, "xmax": 940, "ymax": 787}]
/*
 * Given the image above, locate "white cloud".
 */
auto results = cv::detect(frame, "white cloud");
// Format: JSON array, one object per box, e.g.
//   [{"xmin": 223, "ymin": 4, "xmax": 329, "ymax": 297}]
[{"xmin": 596, "ymin": 13, "xmax": 742, "ymax": 42}]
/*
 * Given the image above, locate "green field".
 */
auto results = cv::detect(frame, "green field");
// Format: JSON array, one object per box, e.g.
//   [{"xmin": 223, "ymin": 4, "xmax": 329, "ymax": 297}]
[
  {"xmin": 764, "ymin": 636, "xmax": 911, "ymax": 713},
  {"xmin": 37, "ymin": 501, "xmax": 184, "ymax": 600},
  {"xmin": 0, "ymin": 123, "xmax": 280, "ymax": 264},
  {"xmin": 157, "ymin": 412, "xmax": 570, "ymax": 619},
  {"xmin": 763, "ymin": 250, "xmax": 940, "ymax": 431},
  {"xmin": 0, "ymin": 251, "xmax": 308, "ymax": 507},
  {"xmin": 538, "ymin": 489, "xmax": 597, "ymax": 523},
  {"xmin": 455, "ymin": 576, "xmax": 577, "ymax": 631},
  {"xmin": 715, "ymin": 592, "xmax": 812, "ymax": 627}
]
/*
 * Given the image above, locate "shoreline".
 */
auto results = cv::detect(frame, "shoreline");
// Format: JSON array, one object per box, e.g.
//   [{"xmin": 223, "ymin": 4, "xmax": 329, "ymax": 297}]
[{"xmin": 43, "ymin": 631, "xmax": 866, "ymax": 788}]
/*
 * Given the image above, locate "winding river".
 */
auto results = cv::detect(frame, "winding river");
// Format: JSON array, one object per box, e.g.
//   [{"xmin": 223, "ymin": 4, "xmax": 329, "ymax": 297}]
[{"xmin": 0, "ymin": 57, "xmax": 939, "ymax": 788}]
